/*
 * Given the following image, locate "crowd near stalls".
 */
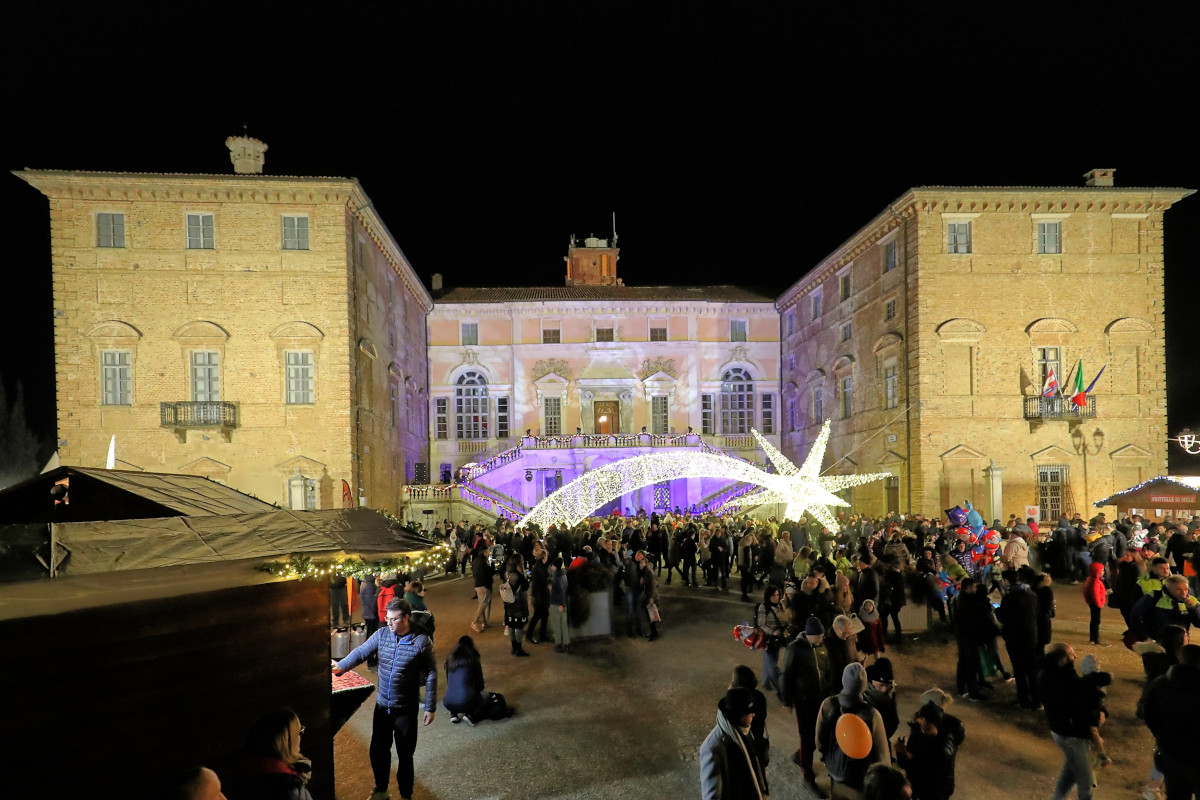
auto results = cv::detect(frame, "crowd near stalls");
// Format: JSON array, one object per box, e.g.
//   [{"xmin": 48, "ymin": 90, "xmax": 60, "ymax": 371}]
[{"xmin": 293, "ymin": 505, "xmax": 1199, "ymax": 800}]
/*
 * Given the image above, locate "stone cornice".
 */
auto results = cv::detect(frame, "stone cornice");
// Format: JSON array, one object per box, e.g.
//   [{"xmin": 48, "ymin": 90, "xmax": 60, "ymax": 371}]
[
  {"xmin": 776, "ymin": 184, "xmax": 1195, "ymax": 310},
  {"xmin": 429, "ymin": 301, "xmax": 777, "ymax": 318}
]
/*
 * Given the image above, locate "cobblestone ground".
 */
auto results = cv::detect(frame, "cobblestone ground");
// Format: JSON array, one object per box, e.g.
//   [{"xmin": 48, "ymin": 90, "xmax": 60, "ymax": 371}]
[{"xmin": 334, "ymin": 572, "xmax": 1156, "ymax": 800}]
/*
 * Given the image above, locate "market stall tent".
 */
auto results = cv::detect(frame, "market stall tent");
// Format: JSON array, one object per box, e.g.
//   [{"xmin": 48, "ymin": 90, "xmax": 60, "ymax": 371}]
[{"xmin": 1092, "ymin": 475, "xmax": 1200, "ymax": 517}]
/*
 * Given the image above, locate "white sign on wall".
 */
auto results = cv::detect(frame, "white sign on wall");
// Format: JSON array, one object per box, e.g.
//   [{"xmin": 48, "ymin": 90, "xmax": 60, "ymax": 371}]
[{"xmin": 1024, "ymin": 505, "xmax": 1040, "ymax": 520}]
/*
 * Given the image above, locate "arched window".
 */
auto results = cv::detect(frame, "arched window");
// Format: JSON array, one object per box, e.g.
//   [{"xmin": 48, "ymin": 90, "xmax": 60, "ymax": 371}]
[
  {"xmin": 721, "ymin": 368, "xmax": 754, "ymax": 434},
  {"xmin": 455, "ymin": 371, "xmax": 489, "ymax": 439}
]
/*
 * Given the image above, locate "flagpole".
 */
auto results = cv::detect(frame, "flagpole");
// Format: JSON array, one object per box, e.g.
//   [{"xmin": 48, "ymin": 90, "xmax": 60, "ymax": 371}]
[{"xmin": 1057, "ymin": 361, "xmax": 1075, "ymax": 399}]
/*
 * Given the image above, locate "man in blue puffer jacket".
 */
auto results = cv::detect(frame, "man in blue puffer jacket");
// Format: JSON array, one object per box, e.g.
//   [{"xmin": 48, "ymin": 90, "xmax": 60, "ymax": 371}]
[{"xmin": 334, "ymin": 597, "xmax": 436, "ymax": 800}]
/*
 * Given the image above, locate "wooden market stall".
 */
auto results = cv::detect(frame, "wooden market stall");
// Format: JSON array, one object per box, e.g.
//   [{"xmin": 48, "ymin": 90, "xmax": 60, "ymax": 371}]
[{"xmin": 1092, "ymin": 475, "xmax": 1200, "ymax": 518}]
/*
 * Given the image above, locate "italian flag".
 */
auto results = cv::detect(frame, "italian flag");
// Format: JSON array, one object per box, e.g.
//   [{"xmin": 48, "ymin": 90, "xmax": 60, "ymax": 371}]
[{"xmin": 1070, "ymin": 359, "xmax": 1087, "ymax": 408}]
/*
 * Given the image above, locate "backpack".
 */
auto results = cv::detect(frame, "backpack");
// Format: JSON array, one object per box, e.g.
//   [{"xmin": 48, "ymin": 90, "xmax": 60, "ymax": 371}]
[{"xmin": 409, "ymin": 609, "xmax": 436, "ymax": 639}]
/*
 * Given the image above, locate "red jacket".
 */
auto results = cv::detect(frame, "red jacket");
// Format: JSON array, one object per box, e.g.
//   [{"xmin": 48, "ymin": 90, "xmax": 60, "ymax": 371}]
[{"xmin": 1082, "ymin": 562, "xmax": 1107, "ymax": 608}]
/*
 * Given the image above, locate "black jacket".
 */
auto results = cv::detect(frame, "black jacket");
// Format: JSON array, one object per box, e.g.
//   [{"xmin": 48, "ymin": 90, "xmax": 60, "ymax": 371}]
[
  {"xmin": 997, "ymin": 584, "xmax": 1039, "ymax": 651},
  {"xmin": 1144, "ymin": 662, "xmax": 1200, "ymax": 761},
  {"xmin": 1037, "ymin": 661, "xmax": 1093, "ymax": 739}
]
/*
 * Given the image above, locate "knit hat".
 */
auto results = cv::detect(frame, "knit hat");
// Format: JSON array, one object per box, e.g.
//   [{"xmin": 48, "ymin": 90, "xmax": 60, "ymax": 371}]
[
  {"xmin": 804, "ymin": 616, "xmax": 825, "ymax": 636},
  {"xmin": 1080, "ymin": 654, "xmax": 1099, "ymax": 676},
  {"xmin": 840, "ymin": 662, "xmax": 867, "ymax": 698},
  {"xmin": 918, "ymin": 687, "xmax": 952, "ymax": 709},
  {"xmin": 859, "ymin": 599, "xmax": 879, "ymax": 623},
  {"xmin": 866, "ymin": 657, "xmax": 894, "ymax": 684},
  {"xmin": 720, "ymin": 686, "xmax": 755, "ymax": 718}
]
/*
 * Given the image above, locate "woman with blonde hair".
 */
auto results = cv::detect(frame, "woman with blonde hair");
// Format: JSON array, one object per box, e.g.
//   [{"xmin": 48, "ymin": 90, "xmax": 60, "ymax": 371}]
[{"xmin": 225, "ymin": 708, "xmax": 313, "ymax": 800}]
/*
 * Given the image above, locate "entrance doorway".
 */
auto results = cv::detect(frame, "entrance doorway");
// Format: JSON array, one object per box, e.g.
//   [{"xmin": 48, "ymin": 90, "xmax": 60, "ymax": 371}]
[
  {"xmin": 886, "ymin": 476, "xmax": 899, "ymax": 515},
  {"xmin": 594, "ymin": 401, "xmax": 619, "ymax": 434}
]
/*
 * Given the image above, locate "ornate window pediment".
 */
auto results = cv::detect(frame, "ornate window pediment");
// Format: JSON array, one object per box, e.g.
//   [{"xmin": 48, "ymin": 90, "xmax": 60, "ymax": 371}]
[
  {"xmin": 876, "ymin": 450, "xmax": 907, "ymax": 466},
  {"xmin": 358, "ymin": 338, "xmax": 378, "ymax": 360},
  {"xmin": 533, "ymin": 358, "xmax": 573, "ymax": 381},
  {"xmin": 935, "ymin": 318, "xmax": 986, "ymax": 344},
  {"xmin": 87, "ymin": 320, "xmax": 142, "ymax": 340},
  {"xmin": 832, "ymin": 355, "xmax": 855, "ymax": 374},
  {"xmin": 173, "ymin": 320, "xmax": 229, "ymax": 343},
  {"xmin": 940, "ymin": 444, "xmax": 988, "ymax": 460},
  {"xmin": 1105, "ymin": 317, "xmax": 1153, "ymax": 344},
  {"xmin": 872, "ymin": 333, "xmax": 903, "ymax": 354},
  {"xmin": 271, "ymin": 321, "xmax": 324, "ymax": 340},
  {"xmin": 1026, "ymin": 318, "xmax": 1078, "ymax": 335},
  {"xmin": 1109, "ymin": 443, "xmax": 1154, "ymax": 461},
  {"xmin": 276, "ymin": 455, "xmax": 327, "ymax": 474},
  {"xmin": 1029, "ymin": 444, "xmax": 1075, "ymax": 462}
]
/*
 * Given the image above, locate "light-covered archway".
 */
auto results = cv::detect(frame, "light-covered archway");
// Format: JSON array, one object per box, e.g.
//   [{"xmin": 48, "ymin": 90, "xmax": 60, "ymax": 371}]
[{"xmin": 520, "ymin": 422, "xmax": 890, "ymax": 530}]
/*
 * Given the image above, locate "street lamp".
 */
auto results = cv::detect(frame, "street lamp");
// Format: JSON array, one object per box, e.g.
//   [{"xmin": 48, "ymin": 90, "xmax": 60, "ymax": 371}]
[{"xmin": 1071, "ymin": 426, "xmax": 1105, "ymax": 512}]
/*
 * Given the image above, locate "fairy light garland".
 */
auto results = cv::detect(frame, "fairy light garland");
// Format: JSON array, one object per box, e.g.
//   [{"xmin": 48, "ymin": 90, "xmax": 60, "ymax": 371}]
[{"xmin": 259, "ymin": 518, "xmax": 453, "ymax": 580}]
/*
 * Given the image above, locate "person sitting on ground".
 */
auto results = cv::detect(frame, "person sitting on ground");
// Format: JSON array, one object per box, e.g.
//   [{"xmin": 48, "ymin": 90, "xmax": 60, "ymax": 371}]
[
  {"xmin": 442, "ymin": 635, "xmax": 487, "ymax": 725},
  {"xmin": 223, "ymin": 708, "xmax": 313, "ymax": 800}
]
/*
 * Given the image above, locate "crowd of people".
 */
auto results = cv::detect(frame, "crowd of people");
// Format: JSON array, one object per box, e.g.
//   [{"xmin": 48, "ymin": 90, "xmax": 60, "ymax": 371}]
[{"xmin": 243, "ymin": 504, "xmax": 1200, "ymax": 800}]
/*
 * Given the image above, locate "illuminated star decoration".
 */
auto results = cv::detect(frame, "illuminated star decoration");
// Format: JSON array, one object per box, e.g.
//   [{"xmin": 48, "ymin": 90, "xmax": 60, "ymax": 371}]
[{"xmin": 719, "ymin": 421, "xmax": 891, "ymax": 529}]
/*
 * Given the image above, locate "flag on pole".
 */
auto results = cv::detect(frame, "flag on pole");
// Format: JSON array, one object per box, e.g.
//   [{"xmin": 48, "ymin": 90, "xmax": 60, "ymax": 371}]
[
  {"xmin": 105, "ymin": 435, "xmax": 116, "ymax": 469},
  {"xmin": 1042, "ymin": 367, "xmax": 1059, "ymax": 398},
  {"xmin": 1084, "ymin": 363, "xmax": 1108, "ymax": 395},
  {"xmin": 1070, "ymin": 359, "xmax": 1087, "ymax": 408},
  {"xmin": 342, "ymin": 479, "xmax": 353, "ymax": 509}
]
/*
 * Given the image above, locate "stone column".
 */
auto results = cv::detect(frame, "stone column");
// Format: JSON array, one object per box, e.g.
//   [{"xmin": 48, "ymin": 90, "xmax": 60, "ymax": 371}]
[{"xmin": 983, "ymin": 459, "xmax": 1004, "ymax": 525}]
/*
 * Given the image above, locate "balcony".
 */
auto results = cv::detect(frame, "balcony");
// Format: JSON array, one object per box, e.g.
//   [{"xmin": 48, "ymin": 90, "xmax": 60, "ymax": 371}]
[
  {"xmin": 1023, "ymin": 396, "xmax": 1096, "ymax": 420},
  {"xmin": 160, "ymin": 401, "xmax": 238, "ymax": 441}
]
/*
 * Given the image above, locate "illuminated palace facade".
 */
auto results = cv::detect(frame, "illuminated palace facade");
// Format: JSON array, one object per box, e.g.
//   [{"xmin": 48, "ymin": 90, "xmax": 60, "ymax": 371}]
[
  {"xmin": 423, "ymin": 236, "xmax": 783, "ymax": 517},
  {"xmin": 776, "ymin": 171, "xmax": 1193, "ymax": 523}
]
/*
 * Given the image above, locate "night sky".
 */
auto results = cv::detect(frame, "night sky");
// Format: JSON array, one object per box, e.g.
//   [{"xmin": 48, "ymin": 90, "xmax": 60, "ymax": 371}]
[{"xmin": 5, "ymin": 4, "xmax": 1198, "ymax": 470}]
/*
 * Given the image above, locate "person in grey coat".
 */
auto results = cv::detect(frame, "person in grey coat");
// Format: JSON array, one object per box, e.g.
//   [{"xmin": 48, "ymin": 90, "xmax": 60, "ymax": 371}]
[{"xmin": 700, "ymin": 687, "xmax": 769, "ymax": 800}]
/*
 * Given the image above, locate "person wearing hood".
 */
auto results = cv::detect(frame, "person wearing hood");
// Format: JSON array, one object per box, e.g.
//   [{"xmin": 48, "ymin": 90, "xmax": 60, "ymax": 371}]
[
  {"xmin": 864, "ymin": 658, "xmax": 900, "ymax": 740},
  {"xmin": 1082, "ymin": 561, "xmax": 1109, "ymax": 646},
  {"xmin": 816, "ymin": 662, "xmax": 891, "ymax": 798},
  {"xmin": 780, "ymin": 616, "xmax": 834, "ymax": 798},
  {"xmin": 1143, "ymin": 644, "xmax": 1200, "ymax": 799},
  {"xmin": 699, "ymin": 686, "xmax": 770, "ymax": 800},
  {"xmin": 1019, "ymin": 565, "xmax": 1055, "ymax": 658}
]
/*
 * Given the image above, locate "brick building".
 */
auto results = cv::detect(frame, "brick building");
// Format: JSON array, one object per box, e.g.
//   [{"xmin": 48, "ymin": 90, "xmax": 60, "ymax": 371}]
[
  {"xmin": 777, "ymin": 170, "xmax": 1194, "ymax": 523},
  {"xmin": 14, "ymin": 137, "xmax": 431, "ymax": 513}
]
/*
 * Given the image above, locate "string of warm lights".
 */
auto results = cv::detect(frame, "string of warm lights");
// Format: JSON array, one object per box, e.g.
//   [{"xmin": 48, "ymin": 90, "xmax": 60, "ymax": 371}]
[
  {"xmin": 520, "ymin": 421, "xmax": 890, "ymax": 530},
  {"xmin": 259, "ymin": 517, "xmax": 454, "ymax": 580}
]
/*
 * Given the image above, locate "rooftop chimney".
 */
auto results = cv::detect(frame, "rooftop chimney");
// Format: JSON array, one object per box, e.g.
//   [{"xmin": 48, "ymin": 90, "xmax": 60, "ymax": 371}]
[
  {"xmin": 1083, "ymin": 168, "xmax": 1115, "ymax": 187},
  {"xmin": 226, "ymin": 136, "xmax": 268, "ymax": 174},
  {"xmin": 431, "ymin": 273, "xmax": 443, "ymax": 292}
]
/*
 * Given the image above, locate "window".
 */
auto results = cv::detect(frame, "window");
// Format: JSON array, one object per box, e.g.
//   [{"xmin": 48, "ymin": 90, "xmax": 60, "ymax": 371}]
[
  {"xmin": 761, "ymin": 394, "xmax": 775, "ymax": 435},
  {"xmin": 282, "ymin": 215, "xmax": 309, "ymax": 250},
  {"xmin": 354, "ymin": 236, "xmax": 366, "ymax": 270},
  {"xmin": 785, "ymin": 309, "xmax": 795, "ymax": 337},
  {"xmin": 721, "ymin": 368, "xmax": 754, "ymax": 434},
  {"xmin": 883, "ymin": 239, "xmax": 897, "ymax": 273},
  {"xmin": 650, "ymin": 326, "xmax": 668, "ymax": 342},
  {"xmin": 947, "ymin": 221, "xmax": 971, "ymax": 254},
  {"xmin": 839, "ymin": 272, "xmax": 851, "ymax": 302},
  {"xmin": 1037, "ymin": 221, "xmax": 1062, "ymax": 254},
  {"xmin": 455, "ymin": 371, "xmax": 488, "ymax": 439},
  {"xmin": 288, "ymin": 472, "xmax": 317, "ymax": 511},
  {"xmin": 435, "ymin": 398, "xmax": 448, "ymax": 440},
  {"xmin": 884, "ymin": 364, "xmax": 899, "ymax": 410},
  {"xmin": 461, "ymin": 323, "xmax": 478, "ymax": 346},
  {"xmin": 496, "ymin": 397, "xmax": 510, "ymax": 439},
  {"xmin": 841, "ymin": 376, "xmax": 853, "ymax": 419},
  {"xmin": 595, "ymin": 327, "xmax": 614, "ymax": 342},
  {"xmin": 406, "ymin": 393, "xmax": 413, "ymax": 433},
  {"xmin": 390, "ymin": 381, "xmax": 399, "ymax": 427},
  {"xmin": 285, "ymin": 351, "xmax": 314, "ymax": 404},
  {"xmin": 787, "ymin": 397, "xmax": 797, "ymax": 432},
  {"xmin": 885, "ymin": 299, "xmax": 897, "ymax": 320},
  {"xmin": 788, "ymin": 354, "xmax": 796, "ymax": 372},
  {"xmin": 101, "ymin": 350, "xmax": 131, "ymax": 405},
  {"xmin": 1038, "ymin": 347, "xmax": 1062, "ymax": 389},
  {"xmin": 1036, "ymin": 465, "xmax": 1068, "ymax": 522},
  {"xmin": 652, "ymin": 395, "xmax": 669, "ymax": 434},
  {"xmin": 730, "ymin": 320, "xmax": 748, "ymax": 342},
  {"xmin": 542, "ymin": 328, "xmax": 560, "ymax": 344},
  {"xmin": 812, "ymin": 388, "xmax": 824, "ymax": 423},
  {"xmin": 186, "ymin": 214, "xmax": 215, "ymax": 249},
  {"xmin": 543, "ymin": 397, "xmax": 562, "ymax": 436},
  {"xmin": 97, "ymin": 213, "xmax": 125, "ymax": 248},
  {"xmin": 701, "ymin": 393, "xmax": 715, "ymax": 435},
  {"xmin": 191, "ymin": 351, "xmax": 220, "ymax": 401},
  {"xmin": 841, "ymin": 322, "xmax": 852, "ymax": 342},
  {"xmin": 811, "ymin": 288, "xmax": 823, "ymax": 319}
]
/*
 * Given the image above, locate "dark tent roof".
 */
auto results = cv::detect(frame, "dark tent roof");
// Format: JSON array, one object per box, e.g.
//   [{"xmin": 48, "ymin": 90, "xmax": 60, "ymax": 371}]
[
  {"xmin": 44, "ymin": 507, "xmax": 434, "ymax": 577},
  {"xmin": 0, "ymin": 466, "xmax": 279, "ymax": 525},
  {"xmin": 1093, "ymin": 475, "xmax": 1200, "ymax": 510}
]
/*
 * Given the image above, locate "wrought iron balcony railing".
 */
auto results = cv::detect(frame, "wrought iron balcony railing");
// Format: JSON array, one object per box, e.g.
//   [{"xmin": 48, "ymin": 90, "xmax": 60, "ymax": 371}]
[
  {"xmin": 160, "ymin": 401, "xmax": 238, "ymax": 428},
  {"xmin": 1023, "ymin": 396, "xmax": 1096, "ymax": 420}
]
